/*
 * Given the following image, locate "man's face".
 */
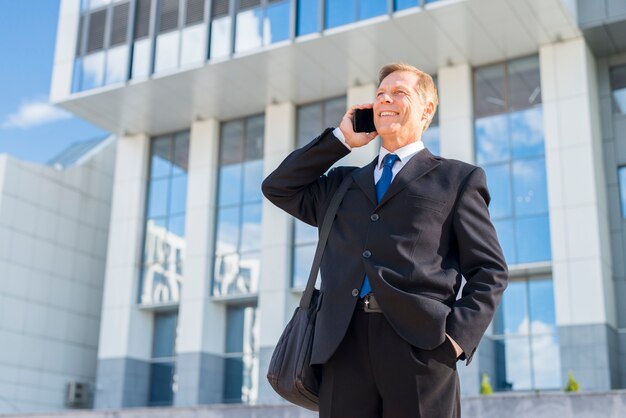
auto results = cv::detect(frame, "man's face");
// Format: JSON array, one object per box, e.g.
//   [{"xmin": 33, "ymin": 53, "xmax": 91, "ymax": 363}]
[{"xmin": 373, "ymin": 71, "xmax": 428, "ymax": 139}]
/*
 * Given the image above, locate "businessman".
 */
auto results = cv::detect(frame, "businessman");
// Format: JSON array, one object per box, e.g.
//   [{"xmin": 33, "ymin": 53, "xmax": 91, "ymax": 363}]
[{"xmin": 262, "ymin": 63, "xmax": 508, "ymax": 417}]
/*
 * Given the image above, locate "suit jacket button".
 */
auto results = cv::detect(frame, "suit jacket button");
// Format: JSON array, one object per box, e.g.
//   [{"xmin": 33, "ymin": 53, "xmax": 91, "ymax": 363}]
[
  {"xmin": 370, "ymin": 214, "xmax": 379, "ymax": 221},
  {"xmin": 352, "ymin": 289, "xmax": 359, "ymax": 297},
  {"xmin": 362, "ymin": 250, "xmax": 371, "ymax": 258}
]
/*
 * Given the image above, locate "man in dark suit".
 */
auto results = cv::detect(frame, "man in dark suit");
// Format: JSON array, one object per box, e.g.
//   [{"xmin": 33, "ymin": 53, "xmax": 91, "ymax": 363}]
[{"xmin": 262, "ymin": 63, "xmax": 508, "ymax": 417}]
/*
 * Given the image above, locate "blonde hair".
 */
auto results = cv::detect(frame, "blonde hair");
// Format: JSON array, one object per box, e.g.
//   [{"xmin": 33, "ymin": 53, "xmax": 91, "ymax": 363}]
[{"xmin": 378, "ymin": 63, "xmax": 439, "ymax": 131}]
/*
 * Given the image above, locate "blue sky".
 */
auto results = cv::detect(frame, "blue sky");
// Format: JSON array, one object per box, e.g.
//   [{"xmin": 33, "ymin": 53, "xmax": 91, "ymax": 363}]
[{"xmin": 0, "ymin": 1, "xmax": 106, "ymax": 164}]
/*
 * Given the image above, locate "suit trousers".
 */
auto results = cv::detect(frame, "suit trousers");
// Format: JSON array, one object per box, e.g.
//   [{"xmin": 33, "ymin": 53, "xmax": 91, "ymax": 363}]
[{"xmin": 318, "ymin": 306, "xmax": 461, "ymax": 418}]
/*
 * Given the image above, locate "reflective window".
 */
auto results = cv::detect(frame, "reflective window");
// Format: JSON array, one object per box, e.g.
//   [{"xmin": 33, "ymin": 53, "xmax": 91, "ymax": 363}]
[
  {"xmin": 140, "ymin": 131, "xmax": 190, "ymax": 305},
  {"xmin": 235, "ymin": 0, "xmax": 291, "ymax": 54},
  {"xmin": 180, "ymin": 24, "xmax": 207, "ymax": 67},
  {"xmin": 224, "ymin": 305, "xmax": 259, "ymax": 404},
  {"xmin": 292, "ymin": 97, "xmax": 346, "ymax": 288},
  {"xmin": 131, "ymin": 0, "xmax": 153, "ymax": 79},
  {"xmin": 610, "ymin": 64, "xmax": 626, "ymax": 114},
  {"xmin": 210, "ymin": 0, "xmax": 231, "ymax": 58},
  {"xmin": 489, "ymin": 278, "xmax": 561, "ymax": 391},
  {"xmin": 358, "ymin": 0, "xmax": 387, "ymax": 20},
  {"xmin": 325, "ymin": 0, "xmax": 355, "ymax": 28},
  {"xmin": 213, "ymin": 115, "xmax": 265, "ymax": 296},
  {"xmin": 394, "ymin": 0, "xmax": 418, "ymax": 10},
  {"xmin": 297, "ymin": 0, "xmax": 318, "ymax": 35},
  {"xmin": 155, "ymin": 31, "xmax": 181, "ymax": 73},
  {"xmin": 474, "ymin": 56, "xmax": 550, "ymax": 266},
  {"xmin": 73, "ymin": 1, "xmax": 131, "ymax": 91},
  {"xmin": 149, "ymin": 311, "xmax": 178, "ymax": 406},
  {"xmin": 619, "ymin": 167, "xmax": 626, "ymax": 218}
]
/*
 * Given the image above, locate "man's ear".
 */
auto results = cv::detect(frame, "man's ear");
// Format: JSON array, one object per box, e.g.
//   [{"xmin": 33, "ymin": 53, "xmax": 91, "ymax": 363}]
[{"xmin": 422, "ymin": 102, "xmax": 435, "ymax": 121}]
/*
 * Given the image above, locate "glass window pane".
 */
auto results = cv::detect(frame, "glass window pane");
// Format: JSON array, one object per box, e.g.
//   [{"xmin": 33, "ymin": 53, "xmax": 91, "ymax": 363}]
[
  {"xmin": 510, "ymin": 107, "xmax": 544, "ymax": 159},
  {"xmin": 168, "ymin": 214, "xmax": 186, "ymax": 239},
  {"xmin": 224, "ymin": 306, "xmax": 259, "ymax": 403},
  {"xmin": 218, "ymin": 164, "xmax": 243, "ymax": 207},
  {"xmin": 154, "ymin": 31, "xmax": 180, "ymax": 73},
  {"xmin": 619, "ymin": 167, "xmax": 626, "ymax": 218},
  {"xmin": 144, "ymin": 217, "xmax": 168, "ymax": 263},
  {"xmin": 475, "ymin": 114, "xmax": 510, "ymax": 165},
  {"xmin": 180, "ymin": 24, "xmax": 206, "ymax": 67},
  {"xmin": 498, "ymin": 281, "xmax": 528, "ymax": 335},
  {"xmin": 508, "ymin": 55, "xmax": 542, "ymax": 111},
  {"xmin": 528, "ymin": 278, "xmax": 556, "ymax": 333},
  {"xmin": 323, "ymin": 96, "xmax": 347, "ymax": 128},
  {"xmin": 297, "ymin": 103, "xmax": 323, "ymax": 147},
  {"xmin": 216, "ymin": 207, "xmax": 241, "ymax": 255},
  {"xmin": 148, "ymin": 362, "xmax": 175, "ymax": 406},
  {"xmin": 213, "ymin": 253, "xmax": 239, "ymax": 296},
  {"xmin": 132, "ymin": 38, "xmax": 152, "ymax": 79},
  {"xmin": 148, "ymin": 177, "xmax": 170, "ymax": 218},
  {"xmin": 531, "ymin": 334, "xmax": 562, "ymax": 389},
  {"xmin": 72, "ymin": 58, "xmax": 83, "ymax": 93},
  {"xmin": 297, "ymin": 0, "xmax": 318, "ymax": 35},
  {"xmin": 294, "ymin": 219, "xmax": 317, "ymax": 244},
  {"xmin": 474, "ymin": 64, "xmax": 506, "ymax": 117},
  {"xmin": 493, "ymin": 219, "xmax": 515, "ymax": 266},
  {"xmin": 512, "ymin": 157, "xmax": 548, "ymax": 217},
  {"xmin": 611, "ymin": 65, "xmax": 626, "ymax": 114},
  {"xmin": 235, "ymin": 8, "xmax": 263, "ymax": 53},
  {"xmin": 293, "ymin": 244, "xmax": 316, "ymax": 289},
  {"xmin": 243, "ymin": 160, "xmax": 264, "ymax": 203},
  {"xmin": 483, "ymin": 163, "xmax": 512, "ymax": 219},
  {"xmin": 172, "ymin": 131, "xmax": 190, "ymax": 176},
  {"xmin": 245, "ymin": 115, "xmax": 265, "ymax": 161},
  {"xmin": 169, "ymin": 175, "xmax": 188, "ymax": 215},
  {"xmin": 151, "ymin": 136, "xmax": 173, "ymax": 178},
  {"xmin": 325, "ymin": 0, "xmax": 355, "ymax": 29},
  {"xmin": 81, "ymin": 51, "xmax": 105, "ymax": 90},
  {"xmin": 515, "ymin": 215, "xmax": 551, "ymax": 264},
  {"xmin": 240, "ymin": 203, "xmax": 262, "ymax": 252},
  {"xmin": 152, "ymin": 312, "xmax": 178, "ymax": 358},
  {"xmin": 220, "ymin": 121, "xmax": 244, "ymax": 164},
  {"xmin": 210, "ymin": 16, "xmax": 232, "ymax": 59},
  {"xmin": 394, "ymin": 0, "xmax": 418, "ymax": 11},
  {"xmin": 501, "ymin": 336, "xmax": 532, "ymax": 391},
  {"xmin": 421, "ymin": 125, "xmax": 440, "ymax": 156},
  {"xmin": 224, "ymin": 357, "xmax": 245, "ymax": 403},
  {"xmin": 358, "ymin": 0, "xmax": 386, "ymax": 20},
  {"xmin": 105, "ymin": 45, "xmax": 129, "ymax": 84},
  {"xmin": 239, "ymin": 251, "xmax": 261, "ymax": 293},
  {"xmin": 264, "ymin": 0, "xmax": 290, "ymax": 44}
]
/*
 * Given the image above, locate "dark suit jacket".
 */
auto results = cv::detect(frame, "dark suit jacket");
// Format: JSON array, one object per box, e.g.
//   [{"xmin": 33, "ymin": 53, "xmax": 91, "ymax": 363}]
[{"xmin": 262, "ymin": 128, "xmax": 508, "ymax": 365}]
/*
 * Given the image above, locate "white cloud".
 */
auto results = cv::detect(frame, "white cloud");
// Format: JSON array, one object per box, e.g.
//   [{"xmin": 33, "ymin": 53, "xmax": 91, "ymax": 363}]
[{"xmin": 1, "ymin": 98, "xmax": 72, "ymax": 130}]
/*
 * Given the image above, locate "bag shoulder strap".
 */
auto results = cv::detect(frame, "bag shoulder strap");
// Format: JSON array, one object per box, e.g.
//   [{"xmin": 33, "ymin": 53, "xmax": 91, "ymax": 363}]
[{"xmin": 300, "ymin": 173, "xmax": 354, "ymax": 309}]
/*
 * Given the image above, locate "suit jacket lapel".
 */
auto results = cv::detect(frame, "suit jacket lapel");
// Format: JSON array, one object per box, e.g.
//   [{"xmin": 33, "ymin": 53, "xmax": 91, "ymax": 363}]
[
  {"xmin": 378, "ymin": 148, "xmax": 441, "ymax": 207},
  {"xmin": 351, "ymin": 157, "xmax": 378, "ymax": 206}
]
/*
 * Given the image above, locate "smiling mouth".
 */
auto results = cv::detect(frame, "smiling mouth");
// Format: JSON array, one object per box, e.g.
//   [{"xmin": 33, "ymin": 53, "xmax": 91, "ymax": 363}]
[{"xmin": 379, "ymin": 111, "xmax": 399, "ymax": 117}]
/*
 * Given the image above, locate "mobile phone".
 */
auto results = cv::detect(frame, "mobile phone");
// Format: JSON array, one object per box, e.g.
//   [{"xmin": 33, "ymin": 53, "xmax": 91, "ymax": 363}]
[{"xmin": 353, "ymin": 108, "xmax": 376, "ymax": 133}]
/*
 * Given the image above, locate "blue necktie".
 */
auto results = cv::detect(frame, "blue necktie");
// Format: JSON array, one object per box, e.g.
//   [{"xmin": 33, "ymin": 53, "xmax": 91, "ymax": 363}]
[{"xmin": 359, "ymin": 153, "xmax": 400, "ymax": 298}]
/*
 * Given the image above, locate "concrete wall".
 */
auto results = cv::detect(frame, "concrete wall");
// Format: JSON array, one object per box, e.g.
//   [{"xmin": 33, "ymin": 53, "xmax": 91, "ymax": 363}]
[{"xmin": 0, "ymin": 139, "xmax": 116, "ymax": 414}]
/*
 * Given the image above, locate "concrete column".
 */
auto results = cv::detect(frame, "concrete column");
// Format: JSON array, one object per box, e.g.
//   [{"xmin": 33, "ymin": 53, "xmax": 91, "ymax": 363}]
[
  {"xmin": 95, "ymin": 134, "xmax": 153, "ymax": 408},
  {"xmin": 540, "ymin": 38, "xmax": 616, "ymax": 390},
  {"xmin": 438, "ymin": 63, "xmax": 474, "ymax": 163},
  {"xmin": 257, "ymin": 102, "xmax": 297, "ymax": 404},
  {"xmin": 339, "ymin": 83, "xmax": 379, "ymax": 167},
  {"xmin": 175, "ymin": 119, "xmax": 226, "ymax": 406},
  {"xmin": 50, "ymin": 0, "xmax": 80, "ymax": 102}
]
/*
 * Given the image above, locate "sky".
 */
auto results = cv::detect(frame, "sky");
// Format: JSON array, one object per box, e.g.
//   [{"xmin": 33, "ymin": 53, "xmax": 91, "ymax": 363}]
[{"xmin": 0, "ymin": 1, "xmax": 106, "ymax": 164}]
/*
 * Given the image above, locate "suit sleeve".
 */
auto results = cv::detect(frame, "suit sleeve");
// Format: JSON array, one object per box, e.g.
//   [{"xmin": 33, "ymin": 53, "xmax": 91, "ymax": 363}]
[
  {"xmin": 446, "ymin": 167, "xmax": 508, "ymax": 364},
  {"xmin": 261, "ymin": 128, "xmax": 352, "ymax": 227}
]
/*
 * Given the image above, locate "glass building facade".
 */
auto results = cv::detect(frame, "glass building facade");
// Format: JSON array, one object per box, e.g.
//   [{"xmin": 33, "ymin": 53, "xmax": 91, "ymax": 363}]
[
  {"xmin": 72, "ymin": 0, "xmax": 442, "ymax": 92},
  {"xmin": 140, "ymin": 130, "xmax": 190, "ymax": 305},
  {"xmin": 213, "ymin": 115, "xmax": 265, "ymax": 297},
  {"xmin": 149, "ymin": 312, "xmax": 179, "ymax": 406},
  {"xmin": 474, "ymin": 56, "xmax": 560, "ymax": 392}
]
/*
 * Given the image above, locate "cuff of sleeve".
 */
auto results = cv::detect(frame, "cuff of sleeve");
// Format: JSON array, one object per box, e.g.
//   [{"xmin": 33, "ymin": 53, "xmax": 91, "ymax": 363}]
[{"xmin": 332, "ymin": 127, "xmax": 351, "ymax": 150}]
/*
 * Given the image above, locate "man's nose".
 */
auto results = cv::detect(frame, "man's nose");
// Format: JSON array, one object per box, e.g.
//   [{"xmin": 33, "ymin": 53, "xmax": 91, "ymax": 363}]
[{"xmin": 379, "ymin": 93, "xmax": 392, "ymax": 103}]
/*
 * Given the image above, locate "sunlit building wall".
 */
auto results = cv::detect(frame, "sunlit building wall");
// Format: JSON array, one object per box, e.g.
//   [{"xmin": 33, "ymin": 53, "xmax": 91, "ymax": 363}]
[
  {"xmin": 0, "ymin": 138, "xmax": 116, "ymax": 413},
  {"xmin": 44, "ymin": 0, "xmax": 626, "ymax": 411}
]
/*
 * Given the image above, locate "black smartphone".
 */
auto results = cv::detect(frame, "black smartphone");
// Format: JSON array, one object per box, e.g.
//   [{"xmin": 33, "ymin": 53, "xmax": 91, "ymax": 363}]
[{"xmin": 353, "ymin": 108, "xmax": 376, "ymax": 133}]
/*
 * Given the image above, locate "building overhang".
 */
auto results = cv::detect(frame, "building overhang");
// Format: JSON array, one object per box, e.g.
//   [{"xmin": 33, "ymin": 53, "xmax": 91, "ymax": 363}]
[{"xmin": 54, "ymin": 0, "xmax": 580, "ymax": 136}]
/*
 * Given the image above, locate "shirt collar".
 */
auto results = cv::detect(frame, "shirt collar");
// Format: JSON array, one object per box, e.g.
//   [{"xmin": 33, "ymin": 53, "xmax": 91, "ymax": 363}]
[{"xmin": 378, "ymin": 140, "xmax": 426, "ymax": 169}]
